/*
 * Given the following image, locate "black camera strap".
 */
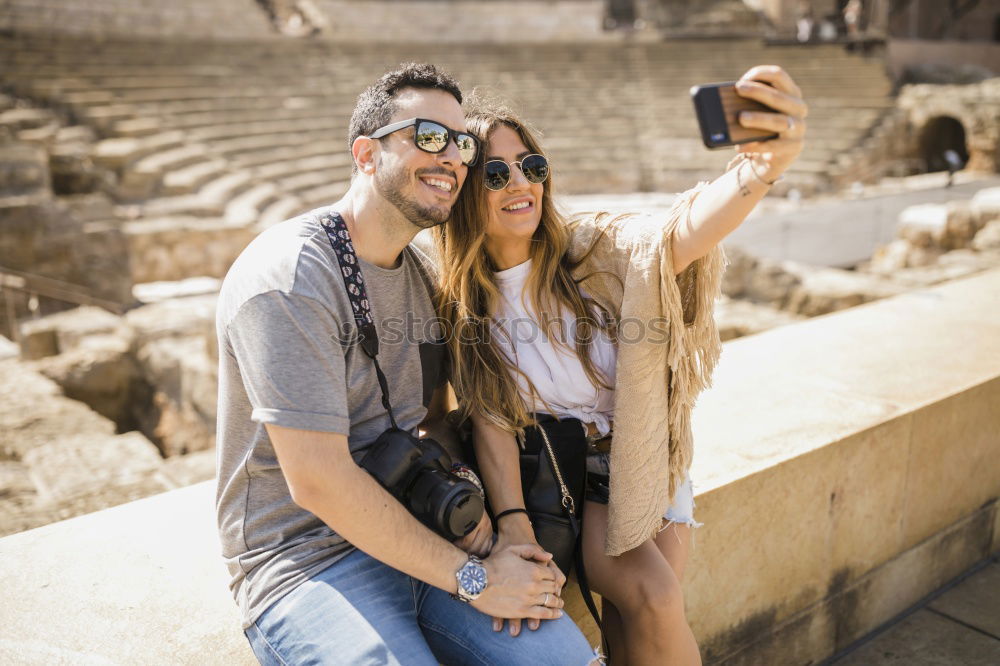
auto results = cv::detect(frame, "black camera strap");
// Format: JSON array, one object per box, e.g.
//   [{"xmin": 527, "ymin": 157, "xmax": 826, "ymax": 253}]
[{"xmin": 320, "ymin": 211, "xmax": 399, "ymax": 430}]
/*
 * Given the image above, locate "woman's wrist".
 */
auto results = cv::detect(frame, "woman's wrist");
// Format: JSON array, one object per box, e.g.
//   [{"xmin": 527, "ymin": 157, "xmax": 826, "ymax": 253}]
[
  {"xmin": 747, "ymin": 155, "xmax": 784, "ymax": 184},
  {"xmin": 497, "ymin": 513, "xmax": 535, "ymax": 541}
]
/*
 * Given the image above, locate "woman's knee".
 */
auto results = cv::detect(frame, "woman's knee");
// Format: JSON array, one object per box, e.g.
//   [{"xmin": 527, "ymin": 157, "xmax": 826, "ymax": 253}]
[
  {"xmin": 636, "ymin": 571, "xmax": 685, "ymax": 620},
  {"xmin": 602, "ymin": 562, "xmax": 686, "ymax": 623}
]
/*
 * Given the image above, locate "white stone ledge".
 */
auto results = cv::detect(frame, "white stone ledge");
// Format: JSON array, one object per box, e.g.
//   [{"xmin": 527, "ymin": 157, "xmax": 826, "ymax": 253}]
[
  {"xmin": 2, "ymin": 269, "xmax": 999, "ymax": 663},
  {"xmin": 0, "ymin": 481, "xmax": 253, "ymax": 664},
  {"xmin": 687, "ymin": 267, "xmax": 1000, "ymax": 661}
]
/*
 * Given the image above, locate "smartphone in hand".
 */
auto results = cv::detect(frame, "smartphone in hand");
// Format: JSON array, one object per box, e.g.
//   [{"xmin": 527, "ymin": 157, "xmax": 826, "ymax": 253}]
[{"xmin": 691, "ymin": 81, "xmax": 779, "ymax": 149}]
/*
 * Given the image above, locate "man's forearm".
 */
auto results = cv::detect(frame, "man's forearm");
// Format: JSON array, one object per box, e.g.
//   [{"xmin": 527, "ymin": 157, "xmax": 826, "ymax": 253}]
[
  {"xmin": 672, "ymin": 158, "xmax": 770, "ymax": 274},
  {"xmin": 268, "ymin": 424, "xmax": 467, "ymax": 594}
]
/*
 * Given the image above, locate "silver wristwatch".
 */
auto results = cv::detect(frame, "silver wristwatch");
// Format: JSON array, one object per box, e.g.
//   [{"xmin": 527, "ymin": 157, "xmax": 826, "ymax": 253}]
[{"xmin": 454, "ymin": 555, "xmax": 488, "ymax": 603}]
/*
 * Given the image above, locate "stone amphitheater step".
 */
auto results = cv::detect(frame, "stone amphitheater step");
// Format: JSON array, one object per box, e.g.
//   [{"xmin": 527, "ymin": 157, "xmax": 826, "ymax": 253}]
[
  {"xmin": 122, "ymin": 216, "xmax": 258, "ymax": 282},
  {"xmin": 185, "ymin": 117, "xmax": 341, "ymax": 143},
  {"xmin": 112, "ymin": 117, "xmax": 163, "ymax": 138},
  {"xmin": 119, "ymin": 143, "xmax": 214, "ymax": 199},
  {"xmin": 68, "ymin": 85, "xmax": 347, "ymax": 106},
  {"xmin": 127, "ymin": 95, "xmax": 342, "ymax": 117},
  {"xmin": 74, "ymin": 104, "xmax": 138, "ymax": 132},
  {"xmin": 0, "ymin": 107, "xmax": 58, "ymax": 131},
  {"xmin": 146, "ymin": 107, "xmax": 348, "ymax": 133},
  {"xmin": 92, "ymin": 130, "xmax": 185, "ymax": 171},
  {"xmin": 230, "ymin": 141, "xmax": 348, "ymax": 171},
  {"xmin": 296, "ymin": 181, "xmax": 352, "ymax": 211},
  {"xmin": 0, "ymin": 35, "xmax": 895, "ymax": 199},
  {"xmin": 225, "ymin": 183, "xmax": 280, "ymax": 227},
  {"xmin": 258, "ymin": 196, "xmax": 309, "ymax": 230},
  {"xmin": 251, "ymin": 153, "xmax": 354, "ymax": 184},
  {"xmin": 162, "ymin": 158, "xmax": 229, "ymax": 196},
  {"xmin": 142, "ymin": 171, "xmax": 253, "ymax": 218}
]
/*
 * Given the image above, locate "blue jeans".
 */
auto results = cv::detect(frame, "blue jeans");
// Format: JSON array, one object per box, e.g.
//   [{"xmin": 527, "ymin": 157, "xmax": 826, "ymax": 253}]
[{"xmin": 244, "ymin": 548, "xmax": 596, "ymax": 665}]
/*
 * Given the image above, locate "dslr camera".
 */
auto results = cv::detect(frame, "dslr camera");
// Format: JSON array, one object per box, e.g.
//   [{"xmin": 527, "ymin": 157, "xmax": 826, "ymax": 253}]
[{"xmin": 358, "ymin": 428, "xmax": 484, "ymax": 541}]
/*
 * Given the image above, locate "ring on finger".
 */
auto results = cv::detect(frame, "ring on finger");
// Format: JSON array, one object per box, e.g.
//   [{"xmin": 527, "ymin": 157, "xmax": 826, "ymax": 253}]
[
  {"xmin": 786, "ymin": 117, "xmax": 796, "ymax": 133},
  {"xmin": 543, "ymin": 593, "xmax": 551, "ymax": 607}
]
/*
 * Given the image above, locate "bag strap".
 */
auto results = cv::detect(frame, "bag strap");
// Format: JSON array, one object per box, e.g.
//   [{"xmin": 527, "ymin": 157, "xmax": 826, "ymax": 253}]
[
  {"xmin": 535, "ymin": 424, "xmax": 577, "ymax": 518},
  {"xmin": 536, "ymin": 424, "xmax": 603, "ymax": 633},
  {"xmin": 574, "ymin": 539, "xmax": 605, "ymax": 653},
  {"xmin": 320, "ymin": 211, "xmax": 398, "ymax": 430}
]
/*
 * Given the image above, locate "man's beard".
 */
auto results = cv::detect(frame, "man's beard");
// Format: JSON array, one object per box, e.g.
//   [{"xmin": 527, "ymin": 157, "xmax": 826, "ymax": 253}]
[{"xmin": 374, "ymin": 163, "xmax": 451, "ymax": 230}]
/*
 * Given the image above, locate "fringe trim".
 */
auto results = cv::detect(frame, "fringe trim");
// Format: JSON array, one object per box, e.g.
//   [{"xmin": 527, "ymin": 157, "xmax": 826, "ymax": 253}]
[{"xmin": 604, "ymin": 182, "xmax": 727, "ymax": 556}]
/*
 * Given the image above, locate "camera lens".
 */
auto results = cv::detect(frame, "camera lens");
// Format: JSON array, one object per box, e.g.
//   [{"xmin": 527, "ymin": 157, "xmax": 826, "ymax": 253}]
[
  {"xmin": 445, "ymin": 491, "xmax": 485, "ymax": 538},
  {"xmin": 409, "ymin": 469, "xmax": 484, "ymax": 540}
]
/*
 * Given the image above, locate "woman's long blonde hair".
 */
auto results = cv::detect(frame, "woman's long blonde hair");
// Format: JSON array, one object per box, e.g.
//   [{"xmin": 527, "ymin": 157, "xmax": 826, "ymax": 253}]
[{"xmin": 434, "ymin": 94, "xmax": 611, "ymax": 435}]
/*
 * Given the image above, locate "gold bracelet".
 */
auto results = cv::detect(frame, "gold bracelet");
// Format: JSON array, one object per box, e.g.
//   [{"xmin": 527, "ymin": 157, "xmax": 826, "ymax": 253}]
[{"xmin": 746, "ymin": 158, "xmax": 783, "ymax": 186}]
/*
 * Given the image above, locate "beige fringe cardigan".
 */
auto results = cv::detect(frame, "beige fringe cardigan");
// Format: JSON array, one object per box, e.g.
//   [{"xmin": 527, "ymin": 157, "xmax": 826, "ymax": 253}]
[
  {"xmin": 414, "ymin": 183, "xmax": 726, "ymax": 557},
  {"xmin": 567, "ymin": 183, "xmax": 726, "ymax": 556}
]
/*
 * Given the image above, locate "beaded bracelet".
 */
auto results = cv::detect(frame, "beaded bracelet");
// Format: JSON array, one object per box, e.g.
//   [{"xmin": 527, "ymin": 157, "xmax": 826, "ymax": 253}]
[{"xmin": 451, "ymin": 462, "xmax": 485, "ymax": 500}]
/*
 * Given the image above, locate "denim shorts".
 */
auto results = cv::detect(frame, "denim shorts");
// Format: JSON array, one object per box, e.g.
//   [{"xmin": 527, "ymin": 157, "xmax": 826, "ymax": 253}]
[
  {"xmin": 585, "ymin": 453, "xmax": 703, "ymax": 529},
  {"xmin": 244, "ymin": 547, "xmax": 598, "ymax": 665}
]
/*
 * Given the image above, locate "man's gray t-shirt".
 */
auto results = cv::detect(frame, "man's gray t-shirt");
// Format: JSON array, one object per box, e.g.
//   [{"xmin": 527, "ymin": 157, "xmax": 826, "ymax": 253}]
[{"xmin": 215, "ymin": 207, "xmax": 446, "ymax": 628}]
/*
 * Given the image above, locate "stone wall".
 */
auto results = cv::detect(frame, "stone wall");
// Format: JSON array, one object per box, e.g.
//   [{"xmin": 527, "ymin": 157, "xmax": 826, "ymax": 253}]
[
  {"xmin": 888, "ymin": 0, "xmax": 1000, "ymax": 41},
  {"xmin": 899, "ymin": 78, "xmax": 1000, "ymax": 174},
  {"xmin": 831, "ymin": 78, "xmax": 1000, "ymax": 185},
  {"xmin": 866, "ymin": 186, "xmax": 1000, "ymax": 276},
  {"xmin": 0, "ymin": 116, "xmax": 133, "ymax": 336},
  {"xmin": 0, "ymin": 354, "xmax": 213, "ymax": 539},
  {"xmin": 888, "ymin": 39, "xmax": 1000, "ymax": 82},
  {"xmin": 0, "ymin": 0, "xmax": 275, "ymax": 39},
  {"xmin": 18, "ymin": 297, "xmax": 219, "ymax": 459},
  {"xmin": 687, "ymin": 268, "xmax": 1000, "ymax": 663}
]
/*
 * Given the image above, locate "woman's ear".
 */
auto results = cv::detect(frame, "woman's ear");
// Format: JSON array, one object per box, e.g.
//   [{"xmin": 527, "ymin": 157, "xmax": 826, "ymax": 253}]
[{"xmin": 352, "ymin": 136, "xmax": 377, "ymax": 174}]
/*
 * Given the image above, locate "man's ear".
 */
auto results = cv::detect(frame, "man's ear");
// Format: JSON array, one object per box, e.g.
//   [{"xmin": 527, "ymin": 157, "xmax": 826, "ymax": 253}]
[{"xmin": 352, "ymin": 136, "xmax": 377, "ymax": 174}]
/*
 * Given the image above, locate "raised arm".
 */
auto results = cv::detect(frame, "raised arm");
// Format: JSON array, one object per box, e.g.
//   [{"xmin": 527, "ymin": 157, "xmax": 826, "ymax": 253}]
[{"xmin": 672, "ymin": 65, "xmax": 808, "ymax": 274}]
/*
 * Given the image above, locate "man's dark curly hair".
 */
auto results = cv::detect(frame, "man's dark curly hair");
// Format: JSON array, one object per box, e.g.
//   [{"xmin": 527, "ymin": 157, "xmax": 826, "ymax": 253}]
[{"xmin": 348, "ymin": 63, "xmax": 463, "ymax": 173}]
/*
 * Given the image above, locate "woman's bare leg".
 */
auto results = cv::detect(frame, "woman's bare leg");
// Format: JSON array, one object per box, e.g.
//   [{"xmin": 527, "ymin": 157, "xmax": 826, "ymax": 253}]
[
  {"xmin": 582, "ymin": 501, "xmax": 701, "ymax": 666},
  {"xmin": 599, "ymin": 598, "xmax": 625, "ymax": 664},
  {"xmin": 655, "ymin": 522, "xmax": 692, "ymax": 581}
]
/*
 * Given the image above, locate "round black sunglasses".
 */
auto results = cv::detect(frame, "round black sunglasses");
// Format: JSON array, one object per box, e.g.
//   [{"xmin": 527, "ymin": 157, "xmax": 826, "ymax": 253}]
[{"xmin": 483, "ymin": 154, "xmax": 549, "ymax": 191}]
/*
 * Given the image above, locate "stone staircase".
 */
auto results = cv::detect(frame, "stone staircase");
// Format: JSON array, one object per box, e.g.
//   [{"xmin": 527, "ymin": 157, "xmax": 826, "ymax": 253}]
[{"xmin": 0, "ymin": 33, "xmax": 894, "ymax": 282}]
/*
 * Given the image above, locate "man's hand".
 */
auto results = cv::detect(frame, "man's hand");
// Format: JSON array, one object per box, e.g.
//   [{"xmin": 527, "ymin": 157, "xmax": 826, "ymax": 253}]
[
  {"xmin": 454, "ymin": 511, "xmax": 494, "ymax": 558},
  {"xmin": 471, "ymin": 543, "xmax": 565, "ymax": 625},
  {"xmin": 732, "ymin": 65, "xmax": 808, "ymax": 182},
  {"xmin": 489, "ymin": 529, "xmax": 567, "ymax": 636}
]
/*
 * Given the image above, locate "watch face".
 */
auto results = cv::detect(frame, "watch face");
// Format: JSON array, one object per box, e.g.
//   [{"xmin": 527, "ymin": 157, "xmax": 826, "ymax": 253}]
[{"xmin": 459, "ymin": 561, "xmax": 487, "ymax": 596}]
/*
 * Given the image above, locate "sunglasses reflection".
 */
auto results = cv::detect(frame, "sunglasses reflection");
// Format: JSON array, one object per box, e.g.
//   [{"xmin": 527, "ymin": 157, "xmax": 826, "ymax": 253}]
[{"xmin": 483, "ymin": 154, "xmax": 549, "ymax": 191}]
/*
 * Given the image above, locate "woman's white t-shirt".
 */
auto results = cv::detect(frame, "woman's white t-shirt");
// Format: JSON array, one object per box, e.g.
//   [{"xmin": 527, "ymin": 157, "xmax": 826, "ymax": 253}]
[{"xmin": 492, "ymin": 259, "xmax": 617, "ymax": 436}]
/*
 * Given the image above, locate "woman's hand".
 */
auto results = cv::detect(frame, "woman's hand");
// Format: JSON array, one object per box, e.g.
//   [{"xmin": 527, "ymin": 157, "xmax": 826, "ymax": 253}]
[
  {"xmin": 454, "ymin": 510, "xmax": 494, "ymax": 558},
  {"xmin": 471, "ymin": 543, "xmax": 566, "ymax": 627},
  {"xmin": 491, "ymin": 520, "xmax": 567, "ymax": 636},
  {"xmin": 733, "ymin": 65, "xmax": 808, "ymax": 182}
]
